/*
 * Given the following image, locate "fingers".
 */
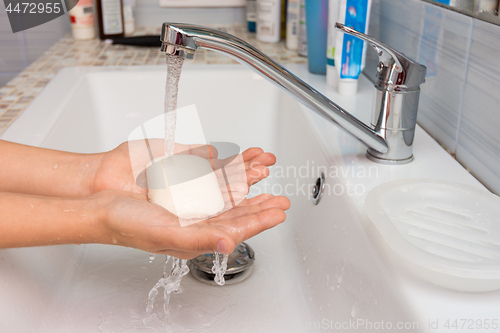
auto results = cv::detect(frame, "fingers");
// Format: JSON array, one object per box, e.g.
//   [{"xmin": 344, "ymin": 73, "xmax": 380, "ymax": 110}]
[
  {"xmin": 154, "ymin": 196, "xmax": 290, "ymax": 258},
  {"xmin": 226, "ymin": 207, "xmax": 288, "ymax": 245},
  {"xmin": 244, "ymin": 193, "xmax": 275, "ymax": 205},
  {"xmin": 166, "ymin": 226, "xmax": 236, "ymax": 256},
  {"xmin": 246, "ymin": 163, "xmax": 269, "ymax": 186},
  {"xmin": 243, "ymin": 148, "xmax": 276, "ymax": 167},
  {"xmin": 213, "ymin": 195, "xmax": 290, "ymax": 222},
  {"xmin": 243, "ymin": 148, "xmax": 276, "ymax": 186}
]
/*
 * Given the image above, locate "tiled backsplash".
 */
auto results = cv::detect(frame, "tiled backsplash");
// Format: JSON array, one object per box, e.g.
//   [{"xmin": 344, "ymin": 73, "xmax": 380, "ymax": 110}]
[
  {"xmin": 0, "ymin": 1, "xmax": 245, "ymax": 89},
  {"xmin": 365, "ymin": 0, "xmax": 500, "ymax": 195},
  {"xmin": 0, "ymin": 24, "xmax": 305, "ymax": 135}
]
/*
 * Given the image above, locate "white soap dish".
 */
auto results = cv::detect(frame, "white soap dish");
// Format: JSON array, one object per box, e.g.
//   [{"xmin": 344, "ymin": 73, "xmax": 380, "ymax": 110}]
[{"xmin": 365, "ymin": 179, "xmax": 500, "ymax": 292}]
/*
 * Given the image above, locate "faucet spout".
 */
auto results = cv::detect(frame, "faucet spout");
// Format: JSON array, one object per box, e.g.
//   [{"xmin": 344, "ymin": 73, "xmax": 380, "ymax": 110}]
[{"xmin": 160, "ymin": 23, "xmax": 389, "ymax": 155}]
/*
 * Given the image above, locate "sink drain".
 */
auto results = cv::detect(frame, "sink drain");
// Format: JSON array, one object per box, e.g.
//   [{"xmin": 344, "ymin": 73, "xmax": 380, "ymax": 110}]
[
  {"xmin": 311, "ymin": 172, "xmax": 325, "ymax": 205},
  {"xmin": 189, "ymin": 242, "xmax": 255, "ymax": 286}
]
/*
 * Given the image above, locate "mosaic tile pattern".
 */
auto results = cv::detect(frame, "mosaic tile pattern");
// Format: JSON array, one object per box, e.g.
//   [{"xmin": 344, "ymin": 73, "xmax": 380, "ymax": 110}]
[{"xmin": 0, "ymin": 25, "xmax": 305, "ymax": 134}]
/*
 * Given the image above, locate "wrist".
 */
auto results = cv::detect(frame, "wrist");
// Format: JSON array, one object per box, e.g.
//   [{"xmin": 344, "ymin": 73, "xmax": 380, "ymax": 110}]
[
  {"xmin": 80, "ymin": 153, "xmax": 105, "ymax": 196},
  {"xmin": 86, "ymin": 191, "xmax": 114, "ymax": 245}
]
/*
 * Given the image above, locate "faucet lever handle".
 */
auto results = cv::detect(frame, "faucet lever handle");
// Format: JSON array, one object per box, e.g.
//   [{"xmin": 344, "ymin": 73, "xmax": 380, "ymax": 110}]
[{"xmin": 335, "ymin": 23, "xmax": 426, "ymax": 91}]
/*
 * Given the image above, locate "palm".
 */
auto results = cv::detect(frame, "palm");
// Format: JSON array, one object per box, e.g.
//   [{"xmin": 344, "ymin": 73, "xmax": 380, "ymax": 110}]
[{"xmin": 100, "ymin": 190, "xmax": 289, "ymax": 259}]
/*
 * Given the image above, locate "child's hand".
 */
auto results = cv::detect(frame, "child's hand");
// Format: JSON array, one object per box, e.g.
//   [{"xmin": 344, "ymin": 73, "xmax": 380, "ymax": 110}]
[
  {"xmin": 93, "ymin": 190, "xmax": 290, "ymax": 259},
  {"xmin": 91, "ymin": 140, "xmax": 276, "ymax": 200}
]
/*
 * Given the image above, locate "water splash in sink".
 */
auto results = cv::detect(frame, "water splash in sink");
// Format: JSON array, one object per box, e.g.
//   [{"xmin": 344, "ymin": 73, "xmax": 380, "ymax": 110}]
[
  {"xmin": 149, "ymin": 253, "xmax": 156, "ymax": 263},
  {"xmin": 212, "ymin": 253, "xmax": 229, "ymax": 286},
  {"xmin": 146, "ymin": 256, "xmax": 190, "ymax": 317}
]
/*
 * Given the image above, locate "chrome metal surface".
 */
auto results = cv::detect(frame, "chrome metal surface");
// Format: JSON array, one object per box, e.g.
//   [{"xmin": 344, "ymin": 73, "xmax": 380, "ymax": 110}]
[
  {"xmin": 312, "ymin": 172, "xmax": 325, "ymax": 205},
  {"xmin": 160, "ymin": 23, "xmax": 427, "ymax": 163},
  {"xmin": 424, "ymin": 0, "xmax": 500, "ymax": 26},
  {"xmin": 335, "ymin": 23, "xmax": 427, "ymax": 93},
  {"xmin": 190, "ymin": 264, "xmax": 253, "ymax": 286},
  {"xmin": 336, "ymin": 23, "xmax": 426, "ymax": 163},
  {"xmin": 190, "ymin": 242, "xmax": 255, "ymax": 275},
  {"xmin": 160, "ymin": 23, "xmax": 388, "ymax": 155}
]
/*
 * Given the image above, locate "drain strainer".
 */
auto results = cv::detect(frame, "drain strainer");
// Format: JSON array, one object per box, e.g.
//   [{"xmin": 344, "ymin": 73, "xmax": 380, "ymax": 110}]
[
  {"xmin": 189, "ymin": 242, "xmax": 255, "ymax": 286},
  {"xmin": 312, "ymin": 172, "xmax": 325, "ymax": 205}
]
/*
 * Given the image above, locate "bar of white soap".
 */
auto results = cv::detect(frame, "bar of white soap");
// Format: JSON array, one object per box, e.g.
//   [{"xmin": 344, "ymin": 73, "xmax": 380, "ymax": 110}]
[{"xmin": 146, "ymin": 155, "xmax": 225, "ymax": 223}]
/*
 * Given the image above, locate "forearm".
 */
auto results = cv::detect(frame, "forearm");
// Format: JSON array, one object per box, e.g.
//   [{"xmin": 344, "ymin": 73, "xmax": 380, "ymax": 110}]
[
  {"xmin": 0, "ymin": 140, "xmax": 102, "ymax": 197},
  {"xmin": 0, "ymin": 192, "xmax": 104, "ymax": 248}
]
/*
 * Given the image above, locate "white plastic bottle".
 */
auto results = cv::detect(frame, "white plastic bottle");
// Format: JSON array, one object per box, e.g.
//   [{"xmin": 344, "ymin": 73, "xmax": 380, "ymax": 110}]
[
  {"xmin": 326, "ymin": 0, "xmax": 340, "ymax": 87},
  {"xmin": 68, "ymin": 0, "xmax": 96, "ymax": 40},
  {"xmin": 297, "ymin": 0, "xmax": 307, "ymax": 56},
  {"xmin": 257, "ymin": 0, "xmax": 281, "ymax": 43},
  {"xmin": 122, "ymin": 0, "xmax": 135, "ymax": 36},
  {"xmin": 286, "ymin": 0, "xmax": 300, "ymax": 50}
]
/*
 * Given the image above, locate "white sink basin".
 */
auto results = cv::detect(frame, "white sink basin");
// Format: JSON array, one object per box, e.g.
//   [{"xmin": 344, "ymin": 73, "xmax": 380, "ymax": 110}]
[{"xmin": 1, "ymin": 64, "xmax": 499, "ymax": 332}]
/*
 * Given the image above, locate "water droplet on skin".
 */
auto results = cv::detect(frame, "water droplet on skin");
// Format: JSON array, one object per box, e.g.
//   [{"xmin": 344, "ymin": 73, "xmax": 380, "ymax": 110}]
[
  {"xmin": 337, "ymin": 275, "xmax": 343, "ymax": 284},
  {"xmin": 306, "ymin": 268, "xmax": 310, "ymax": 275},
  {"xmin": 112, "ymin": 238, "xmax": 118, "ymax": 244},
  {"xmin": 53, "ymin": 163, "xmax": 59, "ymax": 170},
  {"xmin": 29, "ymin": 204, "xmax": 34, "ymax": 208},
  {"xmin": 85, "ymin": 163, "xmax": 90, "ymax": 168},
  {"xmin": 78, "ymin": 173, "xmax": 82, "ymax": 177}
]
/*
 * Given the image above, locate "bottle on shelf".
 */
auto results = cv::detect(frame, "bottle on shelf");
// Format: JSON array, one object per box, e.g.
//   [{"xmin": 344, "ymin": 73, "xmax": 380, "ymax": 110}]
[
  {"xmin": 257, "ymin": 0, "xmax": 281, "ymax": 43},
  {"xmin": 95, "ymin": 0, "xmax": 125, "ymax": 40},
  {"xmin": 68, "ymin": 0, "xmax": 96, "ymax": 40}
]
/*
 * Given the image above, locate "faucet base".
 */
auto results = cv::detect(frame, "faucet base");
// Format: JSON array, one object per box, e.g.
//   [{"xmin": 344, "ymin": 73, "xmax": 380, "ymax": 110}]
[{"xmin": 366, "ymin": 151, "xmax": 414, "ymax": 165}]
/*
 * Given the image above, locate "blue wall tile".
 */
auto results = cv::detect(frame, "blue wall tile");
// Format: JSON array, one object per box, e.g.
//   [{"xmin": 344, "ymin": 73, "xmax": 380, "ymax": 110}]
[
  {"xmin": 457, "ymin": 19, "xmax": 500, "ymax": 194},
  {"xmin": 366, "ymin": 0, "xmax": 472, "ymax": 153}
]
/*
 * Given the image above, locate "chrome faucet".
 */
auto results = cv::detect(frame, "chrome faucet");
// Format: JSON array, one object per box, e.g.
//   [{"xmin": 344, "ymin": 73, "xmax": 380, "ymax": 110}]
[{"xmin": 160, "ymin": 23, "xmax": 427, "ymax": 164}]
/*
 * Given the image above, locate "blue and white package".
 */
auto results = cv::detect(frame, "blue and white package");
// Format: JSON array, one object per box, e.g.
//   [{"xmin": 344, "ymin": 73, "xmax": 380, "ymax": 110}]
[{"xmin": 335, "ymin": 0, "xmax": 371, "ymax": 95}]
